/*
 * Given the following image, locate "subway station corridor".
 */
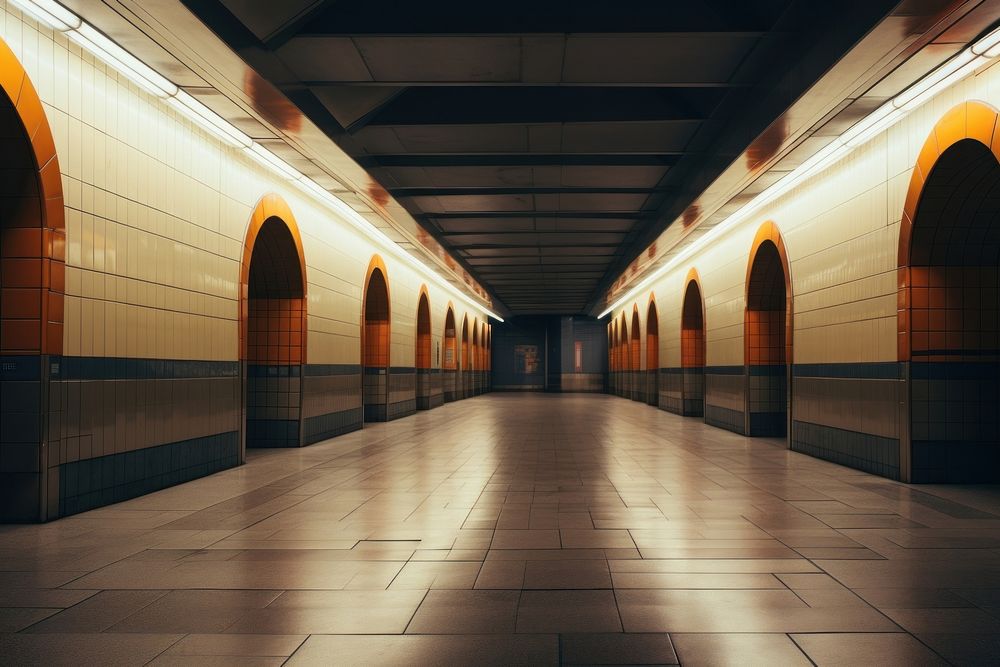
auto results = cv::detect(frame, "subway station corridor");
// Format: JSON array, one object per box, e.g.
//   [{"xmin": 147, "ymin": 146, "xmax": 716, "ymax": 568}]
[
  {"xmin": 1, "ymin": 394, "xmax": 999, "ymax": 665},
  {"xmin": 4, "ymin": 0, "xmax": 1000, "ymax": 664}
]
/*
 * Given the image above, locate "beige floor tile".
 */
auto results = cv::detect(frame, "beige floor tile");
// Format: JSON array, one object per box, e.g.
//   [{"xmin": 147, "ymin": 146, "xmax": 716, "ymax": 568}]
[
  {"xmin": 523, "ymin": 559, "xmax": 612, "ymax": 589},
  {"xmin": 792, "ymin": 633, "xmax": 948, "ymax": 666},
  {"xmin": 0, "ymin": 632, "xmax": 183, "ymax": 666},
  {"xmin": 164, "ymin": 633, "xmax": 306, "ymax": 656},
  {"xmin": 4, "ymin": 395, "xmax": 1000, "ymax": 664},
  {"xmin": 286, "ymin": 634, "xmax": 558, "ymax": 666},
  {"xmin": 406, "ymin": 589, "xmax": 520, "ymax": 633},
  {"xmin": 672, "ymin": 633, "xmax": 810, "ymax": 666},
  {"xmin": 516, "ymin": 590, "xmax": 622, "ymax": 633}
]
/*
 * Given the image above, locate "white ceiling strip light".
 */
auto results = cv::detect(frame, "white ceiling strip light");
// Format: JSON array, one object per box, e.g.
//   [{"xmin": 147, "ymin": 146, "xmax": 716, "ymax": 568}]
[
  {"xmin": 10, "ymin": 0, "xmax": 504, "ymax": 322},
  {"xmin": 597, "ymin": 25, "xmax": 1000, "ymax": 319}
]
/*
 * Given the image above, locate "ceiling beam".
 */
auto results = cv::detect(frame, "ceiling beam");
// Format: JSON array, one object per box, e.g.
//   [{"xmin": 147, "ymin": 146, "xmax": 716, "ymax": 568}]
[
  {"xmin": 349, "ymin": 87, "xmax": 721, "ymax": 125},
  {"xmin": 357, "ymin": 154, "xmax": 682, "ymax": 167},
  {"xmin": 391, "ymin": 186, "xmax": 663, "ymax": 197}
]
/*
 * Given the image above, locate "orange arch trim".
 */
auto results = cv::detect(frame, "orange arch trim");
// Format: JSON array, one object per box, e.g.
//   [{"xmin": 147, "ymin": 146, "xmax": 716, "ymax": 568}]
[
  {"xmin": 0, "ymin": 37, "xmax": 65, "ymax": 356},
  {"xmin": 897, "ymin": 100, "xmax": 1000, "ymax": 361},
  {"xmin": 239, "ymin": 193, "xmax": 307, "ymax": 362},
  {"xmin": 745, "ymin": 221, "xmax": 792, "ymax": 366},
  {"xmin": 681, "ymin": 267, "xmax": 707, "ymax": 368},
  {"xmin": 461, "ymin": 314, "xmax": 470, "ymax": 370},
  {"xmin": 416, "ymin": 284, "xmax": 431, "ymax": 369},
  {"xmin": 646, "ymin": 293, "xmax": 659, "ymax": 371},
  {"xmin": 620, "ymin": 313, "xmax": 630, "ymax": 370},
  {"xmin": 472, "ymin": 317, "xmax": 480, "ymax": 371},
  {"xmin": 443, "ymin": 302, "xmax": 457, "ymax": 370},
  {"xmin": 630, "ymin": 304, "xmax": 641, "ymax": 370},
  {"xmin": 362, "ymin": 254, "xmax": 391, "ymax": 368}
]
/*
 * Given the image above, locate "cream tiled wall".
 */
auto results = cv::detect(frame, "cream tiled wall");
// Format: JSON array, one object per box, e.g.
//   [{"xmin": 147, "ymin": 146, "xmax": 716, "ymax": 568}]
[
  {"xmin": 0, "ymin": 8, "xmax": 491, "ymax": 369},
  {"xmin": 609, "ymin": 58, "xmax": 1000, "ymax": 371}
]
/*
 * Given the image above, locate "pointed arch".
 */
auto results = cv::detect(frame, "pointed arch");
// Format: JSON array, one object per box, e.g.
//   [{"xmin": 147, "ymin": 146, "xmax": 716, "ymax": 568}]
[{"xmin": 745, "ymin": 221, "xmax": 792, "ymax": 438}]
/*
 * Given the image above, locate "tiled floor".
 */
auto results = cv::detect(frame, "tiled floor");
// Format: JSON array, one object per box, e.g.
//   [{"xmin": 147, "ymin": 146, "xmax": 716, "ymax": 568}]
[{"xmin": 2, "ymin": 394, "xmax": 1000, "ymax": 665}]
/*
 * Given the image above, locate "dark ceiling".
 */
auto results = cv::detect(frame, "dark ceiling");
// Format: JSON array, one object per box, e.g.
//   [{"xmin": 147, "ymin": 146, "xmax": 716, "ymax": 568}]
[{"xmin": 183, "ymin": 0, "xmax": 901, "ymax": 315}]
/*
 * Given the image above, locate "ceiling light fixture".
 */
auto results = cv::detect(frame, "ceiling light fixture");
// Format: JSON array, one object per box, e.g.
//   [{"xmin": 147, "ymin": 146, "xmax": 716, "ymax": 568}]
[
  {"xmin": 69, "ymin": 23, "xmax": 178, "ymax": 98},
  {"xmin": 597, "ymin": 24, "xmax": 1000, "ymax": 319},
  {"xmin": 10, "ymin": 0, "xmax": 77, "ymax": 32},
  {"xmin": 167, "ymin": 90, "xmax": 253, "ymax": 148}
]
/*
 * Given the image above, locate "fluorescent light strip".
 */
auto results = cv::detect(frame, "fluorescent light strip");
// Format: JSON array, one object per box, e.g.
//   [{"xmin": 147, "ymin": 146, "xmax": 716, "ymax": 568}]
[
  {"xmin": 69, "ymin": 23, "xmax": 178, "ymax": 97},
  {"xmin": 10, "ymin": 0, "xmax": 502, "ymax": 322},
  {"xmin": 598, "ymin": 28, "xmax": 1000, "ymax": 319},
  {"xmin": 167, "ymin": 90, "xmax": 252, "ymax": 148},
  {"xmin": 13, "ymin": 0, "xmax": 77, "ymax": 31},
  {"xmin": 295, "ymin": 177, "xmax": 505, "ymax": 322}
]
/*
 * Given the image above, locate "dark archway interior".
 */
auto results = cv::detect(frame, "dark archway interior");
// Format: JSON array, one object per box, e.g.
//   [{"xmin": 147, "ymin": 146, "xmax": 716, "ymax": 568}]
[
  {"xmin": 0, "ymin": 87, "xmax": 44, "ymax": 354},
  {"xmin": 0, "ymin": 84, "xmax": 50, "ymax": 520},
  {"xmin": 473, "ymin": 322, "xmax": 480, "ymax": 371},
  {"xmin": 461, "ymin": 317, "xmax": 470, "ymax": 370},
  {"xmin": 621, "ymin": 317, "xmax": 629, "ymax": 371},
  {"xmin": 682, "ymin": 282, "xmax": 706, "ymax": 368},
  {"xmin": 444, "ymin": 309, "xmax": 457, "ymax": 369},
  {"xmin": 461, "ymin": 317, "xmax": 470, "ymax": 397},
  {"xmin": 646, "ymin": 303, "xmax": 659, "ymax": 369},
  {"xmin": 443, "ymin": 308, "xmax": 458, "ymax": 402},
  {"xmin": 909, "ymin": 138, "xmax": 1000, "ymax": 482},
  {"xmin": 363, "ymin": 268, "xmax": 390, "ymax": 367},
  {"xmin": 681, "ymin": 281, "xmax": 706, "ymax": 416},
  {"xmin": 416, "ymin": 294, "xmax": 431, "ymax": 369},
  {"xmin": 247, "ymin": 217, "xmax": 305, "ymax": 447},
  {"xmin": 746, "ymin": 241, "xmax": 787, "ymax": 436},
  {"xmin": 629, "ymin": 310, "xmax": 641, "ymax": 400},
  {"xmin": 363, "ymin": 268, "xmax": 390, "ymax": 421},
  {"xmin": 415, "ymin": 293, "xmax": 433, "ymax": 409},
  {"xmin": 646, "ymin": 302, "xmax": 659, "ymax": 405}
]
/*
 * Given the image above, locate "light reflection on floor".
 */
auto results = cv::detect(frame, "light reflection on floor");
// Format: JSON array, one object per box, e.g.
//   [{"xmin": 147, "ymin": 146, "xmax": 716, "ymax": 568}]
[{"xmin": 1, "ymin": 394, "xmax": 999, "ymax": 665}]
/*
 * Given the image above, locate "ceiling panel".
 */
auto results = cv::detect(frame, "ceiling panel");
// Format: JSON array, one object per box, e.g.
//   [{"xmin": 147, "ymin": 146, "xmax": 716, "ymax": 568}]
[{"xmin": 186, "ymin": 0, "xmax": 905, "ymax": 315}]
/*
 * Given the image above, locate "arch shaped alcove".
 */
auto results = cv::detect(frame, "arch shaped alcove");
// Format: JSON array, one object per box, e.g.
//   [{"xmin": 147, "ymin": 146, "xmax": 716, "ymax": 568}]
[
  {"xmin": 362, "ymin": 256, "xmax": 391, "ymax": 421},
  {"xmin": 416, "ymin": 287, "xmax": 440, "ymax": 410},
  {"xmin": 443, "ymin": 305, "xmax": 458, "ymax": 402},
  {"xmin": 241, "ymin": 195, "xmax": 307, "ymax": 448},
  {"xmin": 681, "ymin": 270, "xmax": 706, "ymax": 417},
  {"xmin": 472, "ymin": 319, "xmax": 481, "ymax": 396},
  {"xmin": 630, "ymin": 306, "xmax": 641, "ymax": 401},
  {"xmin": 0, "ymin": 38, "xmax": 66, "ymax": 521},
  {"xmin": 744, "ymin": 222, "xmax": 792, "ymax": 438},
  {"xmin": 461, "ymin": 315, "xmax": 470, "ymax": 399},
  {"xmin": 898, "ymin": 101, "xmax": 1000, "ymax": 482},
  {"xmin": 646, "ymin": 297, "xmax": 659, "ymax": 406},
  {"xmin": 620, "ymin": 313, "xmax": 630, "ymax": 398}
]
